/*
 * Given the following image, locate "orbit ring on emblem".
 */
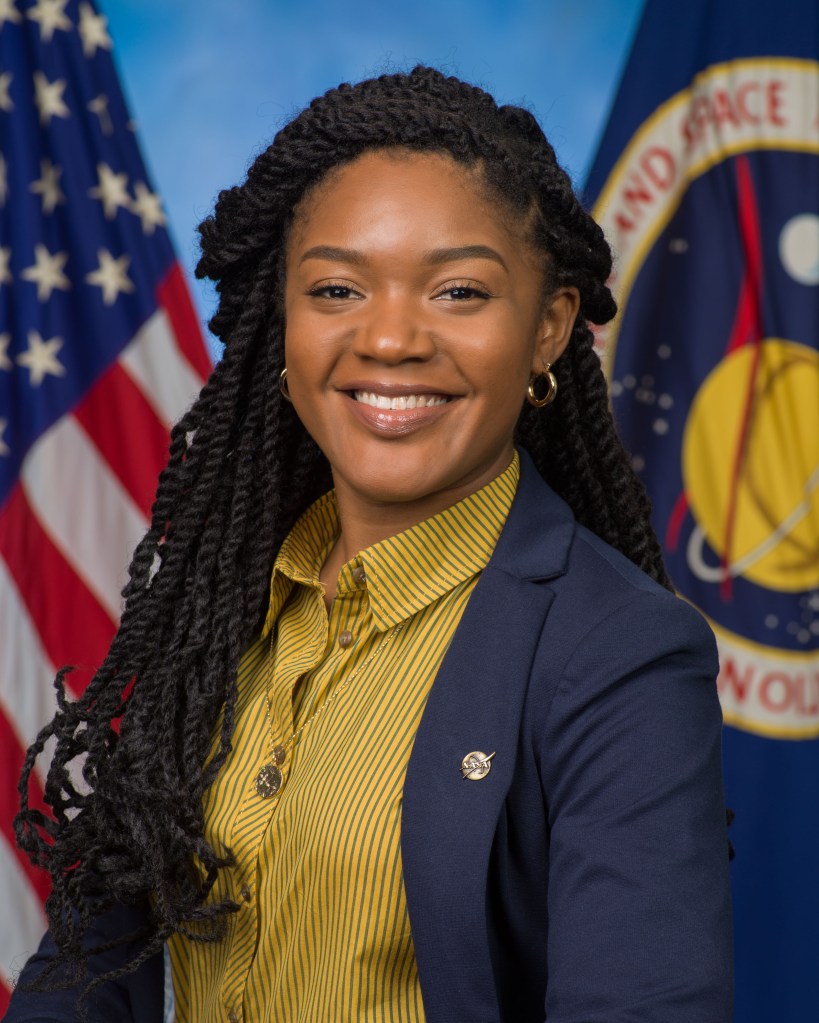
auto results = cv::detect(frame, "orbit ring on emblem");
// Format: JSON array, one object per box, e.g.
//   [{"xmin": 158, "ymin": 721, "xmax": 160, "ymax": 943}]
[{"xmin": 460, "ymin": 750, "xmax": 496, "ymax": 780}]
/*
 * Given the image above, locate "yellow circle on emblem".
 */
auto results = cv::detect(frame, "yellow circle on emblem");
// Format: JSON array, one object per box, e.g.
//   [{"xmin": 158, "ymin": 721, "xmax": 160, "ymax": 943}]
[{"xmin": 682, "ymin": 339, "xmax": 819, "ymax": 592}]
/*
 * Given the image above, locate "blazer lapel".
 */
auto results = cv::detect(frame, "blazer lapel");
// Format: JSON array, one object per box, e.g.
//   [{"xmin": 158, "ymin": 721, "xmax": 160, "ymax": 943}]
[
  {"xmin": 401, "ymin": 451, "xmax": 576, "ymax": 1022},
  {"xmin": 402, "ymin": 569, "xmax": 553, "ymax": 1022}
]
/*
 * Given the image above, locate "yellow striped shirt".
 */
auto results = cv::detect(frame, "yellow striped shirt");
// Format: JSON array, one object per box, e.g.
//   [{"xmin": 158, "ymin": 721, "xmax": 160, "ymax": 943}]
[{"xmin": 168, "ymin": 453, "xmax": 520, "ymax": 1023}]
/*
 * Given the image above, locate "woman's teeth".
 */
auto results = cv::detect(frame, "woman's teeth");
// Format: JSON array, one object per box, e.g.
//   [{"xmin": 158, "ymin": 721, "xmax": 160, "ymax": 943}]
[{"xmin": 353, "ymin": 391, "xmax": 449, "ymax": 410}]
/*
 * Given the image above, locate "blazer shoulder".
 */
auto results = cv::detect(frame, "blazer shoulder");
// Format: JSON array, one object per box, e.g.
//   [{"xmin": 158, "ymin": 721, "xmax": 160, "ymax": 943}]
[
  {"xmin": 553, "ymin": 522, "xmax": 716, "ymax": 650},
  {"xmin": 489, "ymin": 451, "xmax": 717, "ymax": 674}
]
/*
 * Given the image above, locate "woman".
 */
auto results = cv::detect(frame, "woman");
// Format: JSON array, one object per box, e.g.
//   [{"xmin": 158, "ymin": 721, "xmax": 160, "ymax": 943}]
[{"xmin": 7, "ymin": 67, "xmax": 732, "ymax": 1022}]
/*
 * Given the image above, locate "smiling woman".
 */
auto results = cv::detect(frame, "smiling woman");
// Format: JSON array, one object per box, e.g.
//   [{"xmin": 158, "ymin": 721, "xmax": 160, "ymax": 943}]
[
  {"xmin": 284, "ymin": 150, "xmax": 579, "ymax": 576},
  {"xmin": 7, "ymin": 68, "xmax": 733, "ymax": 1023}
]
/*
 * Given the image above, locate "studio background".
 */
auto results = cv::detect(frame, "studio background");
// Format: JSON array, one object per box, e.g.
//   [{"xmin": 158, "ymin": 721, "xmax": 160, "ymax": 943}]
[{"xmin": 102, "ymin": 0, "xmax": 643, "ymax": 359}]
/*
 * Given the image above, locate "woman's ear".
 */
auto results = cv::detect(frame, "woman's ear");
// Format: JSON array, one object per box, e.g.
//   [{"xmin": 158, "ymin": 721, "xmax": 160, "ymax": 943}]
[{"xmin": 533, "ymin": 286, "xmax": 581, "ymax": 370}]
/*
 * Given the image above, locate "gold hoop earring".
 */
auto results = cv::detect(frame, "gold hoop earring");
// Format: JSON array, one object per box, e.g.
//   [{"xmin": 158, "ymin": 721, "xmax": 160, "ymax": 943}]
[
  {"xmin": 526, "ymin": 363, "xmax": 558, "ymax": 408},
  {"xmin": 279, "ymin": 367, "xmax": 292, "ymax": 403}
]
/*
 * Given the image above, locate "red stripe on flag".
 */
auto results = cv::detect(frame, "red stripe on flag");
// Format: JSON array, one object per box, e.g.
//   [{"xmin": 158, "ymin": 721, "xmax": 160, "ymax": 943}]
[
  {"xmin": 73, "ymin": 361, "xmax": 170, "ymax": 517},
  {"xmin": 0, "ymin": 709, "xmax": 50, "ymax": 904},
  {"xmin": 157, "ymin": 264, "xmax": 213, "ymax": 381},
  {"xmin": 0, "ymin": 487, "xmax": 116, "ymax": 687},
  {"xmin": 665, "ymin": 490, "xmax": 690, "ymax": 553},
  {"xmin": 725, "ymin": 156, "xmax": 765, "ymax": 356},
  {"xmin": 720, "ymin": 155, "xmax": 765, "ymax": 600}
]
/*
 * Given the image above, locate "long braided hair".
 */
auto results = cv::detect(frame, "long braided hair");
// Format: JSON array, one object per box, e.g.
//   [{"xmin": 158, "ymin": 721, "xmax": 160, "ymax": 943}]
[{"xmin": 16, "ymin": 66, "xmax": 671, "ymax": 985}]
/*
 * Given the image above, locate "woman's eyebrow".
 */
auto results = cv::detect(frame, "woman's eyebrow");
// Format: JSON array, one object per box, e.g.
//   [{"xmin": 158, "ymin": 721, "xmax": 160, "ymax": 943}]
[
  {"xmin": 299, "ymin": 245, "xmax": 366, "ymax": 265},
  {"xmin": 423, "ymin": 245, "xmax": 508, "ymax": 270},
  {"xmin": 298, "ymin": 243, "xmax": 508, "ymax": 270}
]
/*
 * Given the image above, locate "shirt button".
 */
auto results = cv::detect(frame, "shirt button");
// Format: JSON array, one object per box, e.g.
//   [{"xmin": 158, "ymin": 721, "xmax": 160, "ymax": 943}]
[
  {"xmin": 352, "ymin": 566, "xmax": 366, "ymax": 585},
  {"xmin": 271, "ymin": 744, "xmax": 286, "ymax": 765},
  {"xmin": 240, "ymin": 883, "xmax": 251, "ymax": 902},
  {"xmin": 228, "ymin": 1012, "xmax": 239, "ymax": 1023},
  {"xmin": 338, "ymin": 629, "xmax": 353, "ymax": 648}
]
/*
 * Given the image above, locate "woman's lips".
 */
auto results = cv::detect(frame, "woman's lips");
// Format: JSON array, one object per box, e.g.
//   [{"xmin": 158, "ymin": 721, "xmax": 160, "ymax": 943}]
[
  {"xmin": 353, "ymin": 390, "xmax": 449, "ymax": 410},
  {"xmin": 344, "ymin": 390, "xmax": 456, "ymax": 436}
]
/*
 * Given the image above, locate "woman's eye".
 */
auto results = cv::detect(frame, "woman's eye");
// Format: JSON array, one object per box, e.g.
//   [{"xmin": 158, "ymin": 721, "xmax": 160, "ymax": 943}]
[
  {"xmin": 436, "ymin": 284, "xmax": 490, "ymax": 301},
  {"xmin": 309, "ymin": 284, "xmax": 359, "ymax": 300}
]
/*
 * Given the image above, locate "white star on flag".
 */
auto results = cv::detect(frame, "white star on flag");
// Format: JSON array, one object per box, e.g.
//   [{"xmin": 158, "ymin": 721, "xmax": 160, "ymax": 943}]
[
  {"xmin": 0, "ymin": 0, "xmax": 21, "ymax": 28},
  {"xmin": 0, "ymin": 71, "xmax": 13, "ymax": 112},
  {"xmin": 87, "ymin": 93, "xmax": 113, "ymax": 135},
  {"xmin": 30, "ymin": 158, "xmax": 65, "ymax": 215},
  {"xmin": 21, "ymin": 244, "xmax": 71, "ymax": 301},
  {"xmin": 85, "ymin": 248, "xmax": 134, "ymax": 305},
  {"xmin": 88, "ymin": 162, "xmax": 129, "ymax": 218},
  {"xmin": 78, "ymin": 2, "xmax": 112, "ymax": 57},
  {"xmin": 0, "ymin": 153, "xmax": 7, "ymax": 207},
  {"xmin": 0, "ymin": 247, "xmax": 10, "ymax": 285},
  {"xmin": 16, "ymin": 330, "xmax": 67, "ymax": 386},
  {"xmin": 0, "ymin": 419, "xmax": 9, "ymax": 457},
  {"xmin": 26, "ymin": 0, "xmax": 71, "ymax": 43},
  {"xmin": 131, "ymin": 182, "xmax": 167, "ymax": 234},
  {"xmin": 33, "ymin": 71, "xmax": 70, "ymax": 125},
  {"xmin": 0, "ymin": 333, "xmax": 12, "ymax": 371}
]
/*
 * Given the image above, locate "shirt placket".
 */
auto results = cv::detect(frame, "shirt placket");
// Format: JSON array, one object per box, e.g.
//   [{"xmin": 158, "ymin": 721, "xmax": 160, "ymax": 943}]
[
  {"xmin": 218, "ymin": 583, "xmax": 327, "ymax": 1023},
  {"xmin": 292, "ymin": 558, "xmax": 370, "ymax": 728}
]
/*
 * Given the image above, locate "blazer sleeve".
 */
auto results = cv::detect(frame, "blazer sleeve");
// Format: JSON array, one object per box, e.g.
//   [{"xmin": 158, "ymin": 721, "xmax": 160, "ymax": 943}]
[
  {"xmin": 539, "ymin": 590, "xmax": 733, "ymax": 1023},
  {"xmin": 3, "ymin": 904, "xmax": 164, "ymax": 1023}
]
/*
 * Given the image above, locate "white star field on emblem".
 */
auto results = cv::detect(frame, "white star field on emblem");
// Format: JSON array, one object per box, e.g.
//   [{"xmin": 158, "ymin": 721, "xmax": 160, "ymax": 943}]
[
  {"xmin": 33, "ymin": 71, "xmax": 70, "ymax": 125},
  {"xmin": 88, "ymin": 162, "xmax": 129, "ymax": 218},
  {"xmin": 17, "ymin": 330, "xmax": 66, "ymax": 386},
  {"xmin": 0, "ymin": 248, "xmax": 10, "ymax": 285},
  {"xmin": 85, "ymin": 248, "xmax": 134, "ymax": 305},
  {"xmin": 21, "ymin": 244, "xmax": 70, "ymax": 301},
  {"xmin": 131, "ymin": 181, "xmax": 166, "ymax": 234},
  {"xmin": 87, "ymin": 93, "xmax": 113, "ymax": 135},
  {"xmin": 30, "ymin": 158, "xmax": 65, "ymax": 214},
  {"xmin": 0, "ymin": 71, "xmax": 13, "ymax": 112},
  {"xmin": 0, "ymin": 0, "xmax": 21, "ymax": 28},
  {"xmin": 0, "ymin": 419, "xmax": 9, "ymax": 457},
  {"xmin": 27, "ymin": 0, "xmax": 71, "ymax": 43},
  {"xmin": 0, "ymin": 333, "xmax": 12, "ymax": 371},
  {"xmin": 78, "ymin": 2, "xmax": 111, "ymax": 56},
  {"xmin": 0, "ymin": 153, "xmax": 7, "ymax": 207}
]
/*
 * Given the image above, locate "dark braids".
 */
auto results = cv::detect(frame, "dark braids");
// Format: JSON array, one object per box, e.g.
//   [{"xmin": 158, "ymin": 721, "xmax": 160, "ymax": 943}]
[{"xmin": 15, "ymin": 65, "xmax": 671, "ymax": 992}]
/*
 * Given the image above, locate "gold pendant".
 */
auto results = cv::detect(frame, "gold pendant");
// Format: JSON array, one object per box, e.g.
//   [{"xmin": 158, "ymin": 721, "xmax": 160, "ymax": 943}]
[{"xmin": 255, "ymin": 763, "xmax": 283, "ymax": 798}]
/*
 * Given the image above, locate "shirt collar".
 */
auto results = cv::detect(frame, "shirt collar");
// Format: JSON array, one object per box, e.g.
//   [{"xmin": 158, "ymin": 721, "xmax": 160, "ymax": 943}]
[{"xmin": 264, "ymin": 453, "xmax": 520, "ymax": 635}]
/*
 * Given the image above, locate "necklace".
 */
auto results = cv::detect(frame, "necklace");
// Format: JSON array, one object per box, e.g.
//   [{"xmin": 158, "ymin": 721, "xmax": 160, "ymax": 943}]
[{"xmin": 254, "ymin": 619, "xmax": 406, "ymax": 798}]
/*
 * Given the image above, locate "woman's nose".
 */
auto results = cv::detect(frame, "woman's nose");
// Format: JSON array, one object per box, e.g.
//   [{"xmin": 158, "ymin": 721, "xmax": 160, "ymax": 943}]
[{"xmin": 352, "ymin": 295, "xmax": 435, "ymax": 363}]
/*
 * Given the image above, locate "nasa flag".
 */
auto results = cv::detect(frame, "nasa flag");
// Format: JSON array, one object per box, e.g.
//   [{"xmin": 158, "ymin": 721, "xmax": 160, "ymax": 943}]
[{"xmin": 585, "ymin": 1, "xmax": 819, "ymax": 1019}]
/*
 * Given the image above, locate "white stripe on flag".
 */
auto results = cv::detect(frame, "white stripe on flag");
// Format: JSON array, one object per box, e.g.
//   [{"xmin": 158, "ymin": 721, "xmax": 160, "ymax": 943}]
[
  {"xmin": 120, "ymin": 310, "xmax": 204, "ymax": 429},
  {"xmin": 0, "ymin": 558, "xmax": 56, "ymax": 785},
  {"xmin": 21, "ymin": 417, "xmax": 148, "ymax": 623},
  {"xmin": 0, "ymin": 832, "xmax": 46, "ymax": 991}
]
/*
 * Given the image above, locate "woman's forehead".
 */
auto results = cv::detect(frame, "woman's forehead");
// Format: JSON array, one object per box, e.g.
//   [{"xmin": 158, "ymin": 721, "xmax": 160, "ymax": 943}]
[
  {"xmin": 287, "ymin": 149, "xmax": 526, "ymax": 256},
  {"xmin": 296, "ymin": 150, "xmax": 474, "ymax": 210}
]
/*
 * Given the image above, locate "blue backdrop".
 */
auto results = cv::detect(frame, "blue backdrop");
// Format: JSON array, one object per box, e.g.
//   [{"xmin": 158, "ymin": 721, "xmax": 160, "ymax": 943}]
[{"xmin": 102, "ymin": 0, "xmax": 644, "ymax": 358}]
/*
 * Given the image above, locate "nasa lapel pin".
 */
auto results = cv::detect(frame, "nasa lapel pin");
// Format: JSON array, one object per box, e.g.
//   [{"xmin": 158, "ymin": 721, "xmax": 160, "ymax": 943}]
[{"xmin": 460, "ymin": 750, "xmax": 495, "ymax": 780}]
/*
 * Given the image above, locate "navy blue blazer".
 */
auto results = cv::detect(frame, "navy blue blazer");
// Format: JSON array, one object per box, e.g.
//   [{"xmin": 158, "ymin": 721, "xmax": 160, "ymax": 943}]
[{"xmin": 6, "ymin": 452, "xmax": 733, "ymax": 1022}]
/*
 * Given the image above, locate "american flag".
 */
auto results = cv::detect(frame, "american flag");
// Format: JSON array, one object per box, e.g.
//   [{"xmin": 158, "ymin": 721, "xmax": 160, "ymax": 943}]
[{"xmin": 0, "ymin": 0, "xmax": 211, "ymax": 1008}]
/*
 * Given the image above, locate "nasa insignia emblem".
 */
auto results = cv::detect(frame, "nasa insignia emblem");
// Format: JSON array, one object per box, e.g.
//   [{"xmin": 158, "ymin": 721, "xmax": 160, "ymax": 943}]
[{"xmin": 594, "ymin": 58, "xmax": 819, "ymax": 739}]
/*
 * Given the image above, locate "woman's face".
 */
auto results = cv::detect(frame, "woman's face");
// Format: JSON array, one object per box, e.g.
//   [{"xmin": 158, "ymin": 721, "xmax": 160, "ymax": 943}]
[{"xmin": 284, "ymin": 149, "xmax": 578, "ymax": 517}]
